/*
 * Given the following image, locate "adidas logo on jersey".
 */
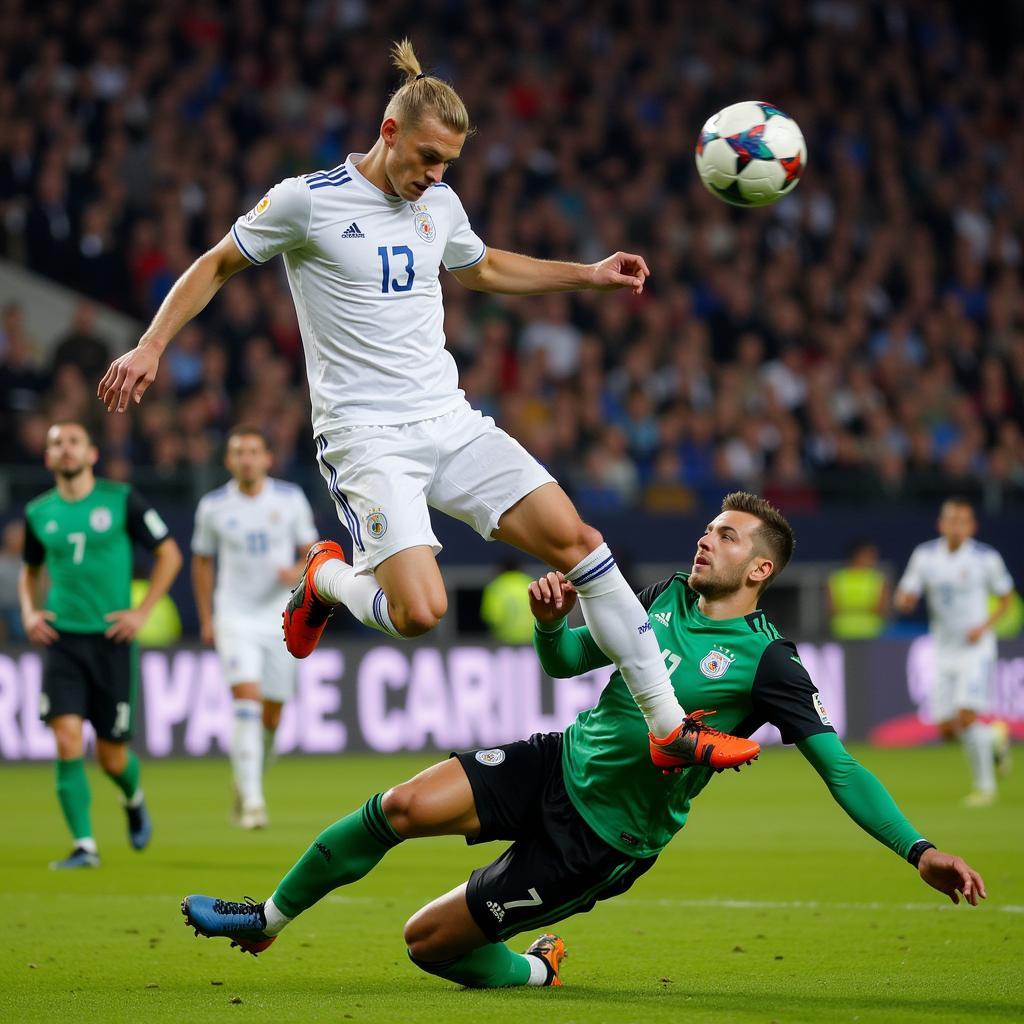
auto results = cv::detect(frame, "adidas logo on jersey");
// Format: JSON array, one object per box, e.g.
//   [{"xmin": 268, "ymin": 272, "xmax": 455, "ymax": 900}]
[
  {"xmin": 341, "ymin": 222, "xmax": 365, "ymax": 239},
  {"xmin": 653, "ymin": 612, "xmax": 672, "ymax": 626}
]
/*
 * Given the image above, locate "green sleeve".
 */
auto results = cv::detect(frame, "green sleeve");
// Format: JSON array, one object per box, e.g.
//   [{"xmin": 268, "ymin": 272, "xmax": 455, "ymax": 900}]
[
  {"xmin": 532, "ymin": 619, "xmax": 613, "ymax": 679},
  {"xmin": 796, "ymin": 732, "xmax": 925, "ymax": 862}
]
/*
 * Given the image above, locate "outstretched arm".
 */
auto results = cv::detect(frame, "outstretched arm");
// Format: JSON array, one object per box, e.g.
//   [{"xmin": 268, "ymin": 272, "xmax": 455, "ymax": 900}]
[
  {"xmin": 797, "ymin": 731, "xmax": 986, "ymax": 905},
  {"xmin": 98, "ymin": 232, "xmax": 251, "ymax": 412},
  {"xmin": 451, "ymin": 247, "xmax": 649, "ymax": 296},
  {"xmin": 529, "ymin": 571, "xmax": 611, "ymax": 678}
]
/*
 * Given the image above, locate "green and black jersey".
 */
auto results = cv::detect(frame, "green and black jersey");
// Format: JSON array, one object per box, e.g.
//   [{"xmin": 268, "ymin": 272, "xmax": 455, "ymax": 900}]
[
  {"xmin": 535, "ymin": 571, "xmax": 927, "ymax": 864},
  {"xmin": 23, "ymin": 479, "xmax": 170, "ymax": 634}
]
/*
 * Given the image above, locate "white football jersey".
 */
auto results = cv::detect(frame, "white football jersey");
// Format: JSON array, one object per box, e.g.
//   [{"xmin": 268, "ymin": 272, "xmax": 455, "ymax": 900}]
[
  {"xmin": 231, "ymin": 153, "xmax": 486, "ymax": 433},
  {"xmin": 192, "ymin": 479, "xmax": 319, "ymax": 630},
  {"xmin": 898, "ymin": 537, "xmax": 1013, "ymax": 651}
]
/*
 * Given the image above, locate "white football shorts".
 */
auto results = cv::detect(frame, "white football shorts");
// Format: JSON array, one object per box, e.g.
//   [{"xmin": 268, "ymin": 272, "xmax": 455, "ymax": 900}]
[
  {"xmin": 929, "ymin": 646, "xmax": 995, "ymax": 723},
  {"xmin": 215, "ymin": 620, "xmax": 297, "ymax": 703},
  {"xmin": 314, "ymin": 402, "xmax": 555, "ymax": 573}
]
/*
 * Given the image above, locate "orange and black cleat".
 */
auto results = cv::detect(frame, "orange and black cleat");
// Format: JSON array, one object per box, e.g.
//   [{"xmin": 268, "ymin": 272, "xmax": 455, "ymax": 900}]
[
  {"xmin": 282, "ymin": 540, "xmax": 345, "ymax": 658},
  {"xmin": 649, "ymin": 709, "xmax": 760, "ymax": 773},
  {"xmin": 524, "ymin": 933, "xmax": 568, "ymax": 987}
]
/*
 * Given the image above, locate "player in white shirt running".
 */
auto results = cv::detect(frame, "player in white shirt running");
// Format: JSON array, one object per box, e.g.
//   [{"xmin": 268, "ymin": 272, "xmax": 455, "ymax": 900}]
[
  {"xmin": 895, "ymin": 497, "xmax": 1015, "ymax": 806},
  {"xmin": 98, "ymin": 39, "xmax": 759, "ymax": 774},
  {"xmin": 192, "ymin": 426, "xmax": 318, "ymax": 828}
]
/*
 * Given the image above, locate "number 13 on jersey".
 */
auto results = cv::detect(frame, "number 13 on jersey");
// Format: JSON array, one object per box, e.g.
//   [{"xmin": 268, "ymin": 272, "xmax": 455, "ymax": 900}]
[{"xmin": 378, "ymin": 245, "xmax": 415, "ymax": 293}]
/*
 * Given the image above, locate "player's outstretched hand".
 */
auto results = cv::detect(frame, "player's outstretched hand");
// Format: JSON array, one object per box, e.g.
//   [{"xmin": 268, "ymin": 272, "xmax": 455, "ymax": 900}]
[
  {"xmin": 24, "ymin": 608, "xmax": 58, "ymax": 645},
  {"xmin": 918, "ymin": 848, "xmax": 987, "ymax": 906},
  {"xmin": 529, "ymin": 571, "xmax": 577, "ymax": 626},
  {"xmin": 98, "ymin": 344, "xmax": 161, "ymax": 413},
  {"xmin": 104, "ymin": 607, "xmax": 148, "ymax": 643},
  {"xmin": 590, "ymin": 252, "xmax": 650, "ymax": 296}
]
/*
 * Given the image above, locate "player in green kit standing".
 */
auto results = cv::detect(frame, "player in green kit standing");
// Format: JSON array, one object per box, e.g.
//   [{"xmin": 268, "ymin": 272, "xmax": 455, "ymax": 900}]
[
  {"xmin": 182, "ymin": 492, "xmax": 985, "ymax": 988},
  {"xmin": 18, "ymin": 421, "xmax": 183, "ymax": 869}
]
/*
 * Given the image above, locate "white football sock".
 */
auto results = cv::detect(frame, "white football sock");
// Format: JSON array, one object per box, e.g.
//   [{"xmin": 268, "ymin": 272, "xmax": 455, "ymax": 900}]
[
  {"xmin": 565, "ymin": 543, "xmax": 684, "ymax": 737},
  {"xmin": 962, "ymin": 721, "xmax": 996, "ymax": 793},
  {"xmin": 231, "ymin": 699, "xmax": 264, "ymax": 805},
  {"xmin": 525, "ymin": 953, "xmax": 552, "ymax": 986},
  {"xmin": 314, "ymin": 561, "xmax": 401, "ymax": 637},
  {"xmin": 263, "ymin": 727, "xmax": 277, "ymax": 774},
  {"xmin": 262, "ymin": 897, "xmax": 292, "ymax": 936}
]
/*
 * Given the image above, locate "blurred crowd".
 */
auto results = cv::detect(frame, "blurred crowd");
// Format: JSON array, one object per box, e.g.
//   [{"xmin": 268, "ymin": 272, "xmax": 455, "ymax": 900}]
[{"xmin": 2, "ymin": 0, "xmax": 1024, "ymax": 513}]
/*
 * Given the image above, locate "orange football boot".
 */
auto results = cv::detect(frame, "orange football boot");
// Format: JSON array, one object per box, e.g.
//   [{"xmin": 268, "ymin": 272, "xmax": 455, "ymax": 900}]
[
  {"xmin": 282, "ymin": 540, "xmax": 345, "ymax": 658},
  {"xmin": 524, "ymin": 933, "xmax": 568, "ymax": 987},
  {"xmin": 649, "ymin": 709, "xmax": 760, "ymax": 773}
]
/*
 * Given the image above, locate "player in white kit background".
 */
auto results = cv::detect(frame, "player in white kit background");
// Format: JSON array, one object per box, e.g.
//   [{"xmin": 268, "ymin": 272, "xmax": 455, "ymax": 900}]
[
  {"xmin": 192, "ymin": 426, "xmax": 318, "ymax": 828},
  {"xmin": 895, "ymin": 497, "xmax": 1014, "ymax": 806},
  {"xmin": 98, "ymin": 39, "xmax": 759, "ymax": 773}
]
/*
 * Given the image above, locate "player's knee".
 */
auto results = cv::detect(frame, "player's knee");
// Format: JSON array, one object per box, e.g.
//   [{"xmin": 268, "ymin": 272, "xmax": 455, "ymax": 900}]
[
  {"xmin": 97, "ymin": 744, "xmax": 127, "ymax": 775},
  {"xmin": 50, "ymin": 721, "xmax": 83, "ymax": 759},
  {"xmin": 381, "ymin": 781, "xmax": 425, "ymax": 836},
  {"xmin": 402, "ymin": 910, "xmax": 434, "ymax": 956},
  {"xmin": 958, "ymin": 709, "xmax": 977, "ymax": 729},
  {"xmin": 391, "ymin": 595, "xmax": 447, "ymax": 637}
]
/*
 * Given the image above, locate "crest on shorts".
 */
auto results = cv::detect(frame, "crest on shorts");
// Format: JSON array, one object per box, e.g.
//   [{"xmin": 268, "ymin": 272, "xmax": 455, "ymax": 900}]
[
  {"xmin": 475, "ymin": 748, "xmax": 505, "ymax": 766},
  {"xmin": 414, "ymin": 211, "xmax": 436, "ymax": 243},
  {"xmin": 89, "ymin": 506, "xmax": 112, "ymax": 532},
  {"xmin": 699, "ymin": 646, "xmax": 735, "ymax": 679},
  {"xmin": 365, "ymin": 508, "xmax": 388, "ymax": 539}
]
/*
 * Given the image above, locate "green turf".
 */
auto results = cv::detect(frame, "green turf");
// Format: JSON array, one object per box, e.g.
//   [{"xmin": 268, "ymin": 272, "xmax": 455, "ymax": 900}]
[{"xmin": 2, "ymin": 744, "xmax": 1021, "ymax": 1024}]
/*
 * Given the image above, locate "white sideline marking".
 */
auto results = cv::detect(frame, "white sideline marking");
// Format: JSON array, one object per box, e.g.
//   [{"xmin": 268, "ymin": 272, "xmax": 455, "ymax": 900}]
[{"xmin": 614, "ymin": 897, "xmax": 1023, "ymax": 914}]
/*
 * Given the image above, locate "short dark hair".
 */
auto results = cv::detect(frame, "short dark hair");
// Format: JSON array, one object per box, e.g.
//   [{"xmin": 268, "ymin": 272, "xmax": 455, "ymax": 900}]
[
  {"xmin": 226, "ymin": 423, "xmax": 271, "ymax": 449},
  {"xmin": 49, "ymin": 420, "xmax": 94, "ymax": 445},
  {"xmin": 941, "ymin": 495, "xmax": 974, "ymax": 515},
  {"xmin": 721, "ymin": 491, "xmax": 795, "ymax": 591}
]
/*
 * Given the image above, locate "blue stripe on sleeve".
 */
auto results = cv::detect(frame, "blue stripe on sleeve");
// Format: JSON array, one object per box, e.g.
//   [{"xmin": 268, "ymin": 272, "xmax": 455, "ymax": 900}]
[
  {"xmin": 445, "ymin": 245, "xmax": 487, "ymax": 271},
  {"xmin": 231, "ymin": 224, "xmax": 264, "ymax": 265}
]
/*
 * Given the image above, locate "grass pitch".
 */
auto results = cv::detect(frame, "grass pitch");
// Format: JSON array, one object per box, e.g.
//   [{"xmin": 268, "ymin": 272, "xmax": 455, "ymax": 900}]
[{"xmin": 2, "ymin": 744, "xmax": 1021, "ymax": 1024}]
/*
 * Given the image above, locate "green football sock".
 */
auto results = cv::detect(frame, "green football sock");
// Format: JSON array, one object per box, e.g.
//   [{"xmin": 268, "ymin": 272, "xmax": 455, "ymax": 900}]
[
  {"xmin": 408, "ymin": 943, "xmax": 533, "ymax": 988},
  {"xmin": 55, "ymin": 758, "xmax": 93, "ymax": 842},
  {"xmin": 105, "ymin": 750, "xmax": 141, "ymax": 803},
  {"xmin": 271, "ymin": 794, "xmax": 402, "ymax": 919}
]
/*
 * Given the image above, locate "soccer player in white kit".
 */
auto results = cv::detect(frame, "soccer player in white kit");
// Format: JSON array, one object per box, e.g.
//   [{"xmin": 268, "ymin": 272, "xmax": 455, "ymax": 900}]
[
  {"xmin": 895, "ymin": 497, "xmax": 1014, "ymax": 806},
  {"xmin": 98, "ymin": 40, "xmax": 759, "ymax": 773},
  {"xmin": 192, "ymin": 426, "xmax": 318, "ymax": 827}
]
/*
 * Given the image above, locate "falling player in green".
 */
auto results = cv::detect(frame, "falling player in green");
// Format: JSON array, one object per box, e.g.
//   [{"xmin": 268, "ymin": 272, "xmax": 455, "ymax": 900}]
[
  {"xmin": 18, "ymin": 421, "xmax": 183, "ymax": 869},
  {"xmin": 182, "ymin": 492, "xmax": 985, "ymax": 988}
]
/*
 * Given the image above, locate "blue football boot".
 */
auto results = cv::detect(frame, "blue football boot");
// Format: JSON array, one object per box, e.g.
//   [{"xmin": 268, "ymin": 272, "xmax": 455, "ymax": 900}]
[
  {"xmin": 126, "ymin": 797, "xmax": 153, "ymax": 850},
  {"xmin": 50, "ymin": 846, "xmax": 100, "ymax": 870},
  {"xmin": 181, "ymin": 895, "xmax": 276, "ymax": 956}
]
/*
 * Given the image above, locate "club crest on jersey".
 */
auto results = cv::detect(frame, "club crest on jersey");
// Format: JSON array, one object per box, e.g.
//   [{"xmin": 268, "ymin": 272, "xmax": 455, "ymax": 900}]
[
  {"xmin": 89, "ymin": 507, "xmax": 112, "ymax": 532},
  {"xmin": 414, "ymin": 211, "xmax": 436, "ymax": 243},
  {"xmin": 365, "ymin": 508, "xmax": 388, "ymax": 539},
  {"xmin": 699, "ymin": 645, "xmax": 735, "ymax": 679},
  {"xmin": 245, "ymin": 195, "xmax": 270, "ymax": 222}
]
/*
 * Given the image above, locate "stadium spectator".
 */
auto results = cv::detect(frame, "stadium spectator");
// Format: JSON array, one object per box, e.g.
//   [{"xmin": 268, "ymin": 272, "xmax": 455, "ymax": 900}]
[{"xmin": 0, "ymin": 0, "xmax": 1021, "ymax": 513}]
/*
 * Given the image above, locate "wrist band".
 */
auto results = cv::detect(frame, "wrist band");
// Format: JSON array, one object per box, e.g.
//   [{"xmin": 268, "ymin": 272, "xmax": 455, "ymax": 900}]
[{"xmin": 907, "ymin": 839, "xmax": 935, "ymax": 867}]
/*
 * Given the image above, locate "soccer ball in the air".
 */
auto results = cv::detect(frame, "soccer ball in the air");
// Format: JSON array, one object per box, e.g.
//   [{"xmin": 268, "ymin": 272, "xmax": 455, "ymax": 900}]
[{"xmin": 695, "ymin": 101, "xmax": 806, "ymax": 208}]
